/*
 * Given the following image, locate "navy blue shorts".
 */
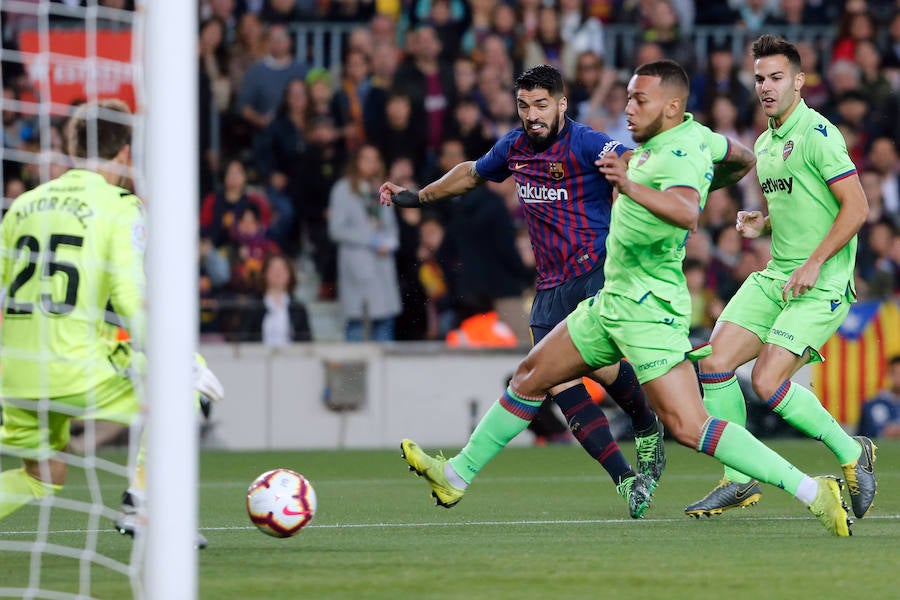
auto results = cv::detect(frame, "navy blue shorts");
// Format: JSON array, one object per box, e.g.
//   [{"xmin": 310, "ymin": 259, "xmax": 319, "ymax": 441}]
[{"xmin": 530, "ymin": 261, "xmax": 606, "ymax": 345}]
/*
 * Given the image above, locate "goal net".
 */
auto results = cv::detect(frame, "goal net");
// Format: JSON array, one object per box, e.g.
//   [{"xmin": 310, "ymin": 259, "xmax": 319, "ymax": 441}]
[{"xmin": 0, "ymin": 1, "xmax": 198, "ymax": 598}]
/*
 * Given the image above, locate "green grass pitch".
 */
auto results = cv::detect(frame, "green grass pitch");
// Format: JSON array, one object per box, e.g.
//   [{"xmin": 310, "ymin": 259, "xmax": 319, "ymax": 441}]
[{"xmin": 1, "ymin": 439, "xmax": 898, "ymax": 599}]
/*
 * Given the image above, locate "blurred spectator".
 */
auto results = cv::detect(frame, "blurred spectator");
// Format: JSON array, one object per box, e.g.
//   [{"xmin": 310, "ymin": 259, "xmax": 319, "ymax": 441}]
[
  {"xmin": 855, "ymin": 39, "xmax": 896, "ymax": 130},
  {"xmin": 831, "ymin": 8, "xmax": 876, "ymax": 65},
  {"xmin": 370, "ymin": 13, "xmax": 398, "ymax": 45},
  {"xmin": 580, "ymin": 78, "xmax": 630, "ymax": 144},
  {"xmin": 488, "ymin": 2, "xmax": 519, "ymax": 59},
  {"xmin": 200, "ymin": 158, "xmax": 272, "ymax": 249},
  {"xmin": 235, "ymin": 23, "xmax": 307, "ymax": 162},
  {"xmin": 199, "ymin": 236, "xmax": 232, "ymax": 337},
  {"xmin": 295, "ymin": 116, "xmax": 342, "ymax": 298},
  {"xmin": 795, "ymin": 40, "xmax": 829, "ymax": 111},
  {"xmin": 567, "ymin": 51, "xmax": 614, "ymax": 123},
  {"xmin": 881, "ymin": 11, "xmax": 900, "ymax": 75},
  {"xmin": 392, "ymin": 24, "xmax": 454, "ymax": 166},
  {"xmin": 363, "ymin": 40, "xmax": 401, "ymax": 136},
  {"xmin": 867, "ymin": 136, "xmax": 900, "ymax": 220},
  {"xmin": 451, "ymin": 56, "xmax": 479, "ymax": 101},
  {"xmin": 479, "ymin": 33, "xmax": 516, "ymax": 89},
  {"xmin": 226, "ymin": 203, "xmax": 281, "ymax": 295},
  {"xmin": 449, "ymin": 96, "xmax": 493, "ymax": 161},
  {"xmin": 369, "ymin": 91, "xmax": 428, "ymax": 181},
  {"xmin": 331, "ymin": 48, "xmax": 372, "ymax": 154},
  {"xmin": 684, "ymin": 257, "xmax": 720, "ymax": 339},
  {"xmin": 523, "ymin": 5, "xmax": 565, "ymax": 73},
  {"xmin": 734, "ymin": 0, "xmax": 778, "ymax": 32},
  {"xmin": 459, "ymin": 0, "xmax": 496, "ymax": 56},
  {"xmin": 2, "ymin": 85, "xmax": 25, "ymax": 184},
  {"xmin": 416, "ymin": 213, "xmax": 456, "ymax": 339},
  {"xmin": 638, "ymin": 0, "xmax": 695, "ymax": 71},
  {"xmin": 707, "ymin": 224, "xmax": 744, "ymax": 301},
  {"xmin": 228, "ymin": 11, "xmax": 267, "ymax": 97},
  {"xmin": 199, "ymin": 16, "xmax": 231, "ymax": 195},
  {"xmin": 203, "ymin": 0, "xmax": 239, "ymax": 44},
  {"xmin": 858, "ymin": 355, "xmax": 900, "ymax": 438},
  {"xmin": 688, "ymin": 42, "xmax": 751, "ymax": 124},
  {"xmin": 558, "ymin": 0, "xmax": 606, "ymax": 79},
  {"xmin": 256, "ymin": 77, "xmax": 308, "ymax": 253},
  {"xmin": 328, "ymin": 144, "xmax": 402, "ymax": 341},
  {"xmin": 322, "ymin": 0, "xmax": 375, "ymax": 21},
  {"xmin": 420, "ymin": 0, "xmax": 470, "ymax": 62},
  {"xmin": 632, "ymin": 41, "xmax": 664, "ymax": 70},
  {"xmin": 861, "ymin": 218, "xmax": 900, "ymax": 299},
  {"xmin": 242, "ymin": 254, "xmax": 313, "ymax": 345},
  {"xmin": 306, "ymin": 68, "xmax": 336, "ymax": 122},
  {"xmin": 260, "ymin": 0, "xmax": 305, "ymax": 24}
]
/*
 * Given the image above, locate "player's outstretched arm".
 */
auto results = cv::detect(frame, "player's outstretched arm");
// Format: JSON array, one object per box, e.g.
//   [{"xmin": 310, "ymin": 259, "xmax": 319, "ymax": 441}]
[
  {"xmin": 379, "ymin": 160, "xmax": 485, "ymax": 208},
  {"xmin": 710, "ymin": 136, "xmax": 756, "ymax": 191}
]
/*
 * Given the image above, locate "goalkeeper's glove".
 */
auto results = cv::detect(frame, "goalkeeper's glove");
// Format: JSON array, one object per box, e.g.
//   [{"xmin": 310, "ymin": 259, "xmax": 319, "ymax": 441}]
[
  {"xmin": 391, "ymin": 190, "xmax": 422, "ymax": 208},
  {"xmin": 194, "ymin": 353, "xmax": 225, "ymax": 405}
]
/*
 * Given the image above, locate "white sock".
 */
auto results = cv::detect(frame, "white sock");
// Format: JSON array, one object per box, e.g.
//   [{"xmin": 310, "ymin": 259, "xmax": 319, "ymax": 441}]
[
  {"xmin": 444, "ymin": 464, "xmax": 468, "ymax": 490},
  {"xmin": 795, "ymin": 476, "xmax": 818, "ymax": 505}
]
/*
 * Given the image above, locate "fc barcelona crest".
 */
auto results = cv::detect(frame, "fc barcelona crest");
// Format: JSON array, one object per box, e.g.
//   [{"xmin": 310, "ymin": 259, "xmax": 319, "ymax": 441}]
[
  {"xmin": 637, "ymin": 149, "xmax": 651, "ymax": 166},
  {"xmin": 548, "ymin": 161, "xmax": 565, "ymax": 180},
  {"xmin": 783, "ymin": 140, "xmax": 794, "ymax": 160}
]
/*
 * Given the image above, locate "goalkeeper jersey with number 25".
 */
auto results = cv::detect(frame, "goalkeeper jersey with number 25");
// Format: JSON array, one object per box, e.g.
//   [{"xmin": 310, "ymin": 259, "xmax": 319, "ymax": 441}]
[{"xmin": 0, "ymin": 169, "xmax": 146, "ymax": 398}]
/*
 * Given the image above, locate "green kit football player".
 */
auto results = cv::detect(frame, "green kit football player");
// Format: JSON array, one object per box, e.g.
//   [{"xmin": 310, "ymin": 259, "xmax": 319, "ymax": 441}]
[
  {"xmin": 0, "ymin": 100, "xmax": 223, "ymax": 547},
  {"xmin": 402, "ymin": 60, "xmax": 852, "ymax": 535},
  {"xmin": 686, "ymin": 35, "xmax": 876, "ymax": 521}
]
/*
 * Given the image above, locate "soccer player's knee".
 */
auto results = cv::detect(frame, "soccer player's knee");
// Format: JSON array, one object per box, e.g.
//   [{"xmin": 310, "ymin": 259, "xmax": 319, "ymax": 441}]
[
  {"xmin": 750, "ymin": 370, "xmax": 781, "ymax": 404},
  {"xmin": 698, "ymin": 354, "xmax": 729, "ymax": 375}
]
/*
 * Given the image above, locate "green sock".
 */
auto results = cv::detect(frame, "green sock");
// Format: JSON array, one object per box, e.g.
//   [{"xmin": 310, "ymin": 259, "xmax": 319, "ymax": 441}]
[
  {"xmin": 0, "ymin": 468, "xmax": 61, "ymax": 519},
  {"xmin": 698, "ymin": 418, "xmax": 805, "ymax": 495},
  {"xmin": 700, "ymin": 372, "xmax": 750, "ymax": 484},
  {"xmin": 449, "ymin": 388, "xmax": 544, "ymax": 484},
  {"xmin": 767, "ymin": 381, "xmax": 861, "ymax": 465}
]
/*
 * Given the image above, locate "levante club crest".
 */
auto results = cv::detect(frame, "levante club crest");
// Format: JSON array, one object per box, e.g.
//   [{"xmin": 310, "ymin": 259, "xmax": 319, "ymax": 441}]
[
  {"xmin": 783, "ymin": 140, "xmax": 794, "ymax": 160},
  {"xmin": 548, "ymin": 161, "xmax": 565, "ymax": 180},
  {"xmin": 637, "ymin": 149, "xmax": 651, "ymax": 166}
]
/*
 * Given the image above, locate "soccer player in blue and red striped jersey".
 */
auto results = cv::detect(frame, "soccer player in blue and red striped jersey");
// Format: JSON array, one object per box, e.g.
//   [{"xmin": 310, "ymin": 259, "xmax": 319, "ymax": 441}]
[{"xmin": 381, "ymin": 64, "xmax": 665, "ymax": 516}]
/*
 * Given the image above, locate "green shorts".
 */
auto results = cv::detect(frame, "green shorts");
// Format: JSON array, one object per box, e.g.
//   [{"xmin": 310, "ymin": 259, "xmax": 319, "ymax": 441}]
[
  {"xmin": 717, "ymin": 271, "xmax": 850, "ymax": 363},
  {"xmin": 567, "ymin": 291, "xmax": 694, "ymax": 384},
  {"xmin": 1, "ymin": 375, "xmax": 138, "ymax": 459}
]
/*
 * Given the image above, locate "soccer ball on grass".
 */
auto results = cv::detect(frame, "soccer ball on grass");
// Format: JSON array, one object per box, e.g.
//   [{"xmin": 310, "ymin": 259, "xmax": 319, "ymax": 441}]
[{"xmin": 246, "ymin": 468, "xmax": 317, "ymax": 538}]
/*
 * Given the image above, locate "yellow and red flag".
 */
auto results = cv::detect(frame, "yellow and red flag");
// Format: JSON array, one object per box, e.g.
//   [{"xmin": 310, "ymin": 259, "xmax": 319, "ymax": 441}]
[{"xmin": 812, "ymin": 300, "xmax": 900, "ymax": 425}]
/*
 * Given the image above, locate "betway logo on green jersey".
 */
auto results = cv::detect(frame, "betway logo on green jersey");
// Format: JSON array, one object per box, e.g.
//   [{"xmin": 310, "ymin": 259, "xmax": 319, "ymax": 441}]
[
  {"xmin": 516, "ymin": 182, "xmax": 569, "ymax": 203},
  {"xmin": 760, "ymin": 176, "xmax": 793, "ymax": 194}
]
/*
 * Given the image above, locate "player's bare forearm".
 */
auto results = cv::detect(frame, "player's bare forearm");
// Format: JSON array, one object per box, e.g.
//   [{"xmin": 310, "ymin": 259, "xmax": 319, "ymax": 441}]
[
  {"xmin": 626, "ymin": 182, "xmax": 701, "ymax": 231},
  {"xmin": 419, "ymin": 161, "xmax": 485, "ymax": 204},
  {"xmin": 807, "ymin": 174, "xmax": 869, "ymax": 266},
  {"xmin": 710, "ymin": 138, "xmax": 756, "ymax": 191}
]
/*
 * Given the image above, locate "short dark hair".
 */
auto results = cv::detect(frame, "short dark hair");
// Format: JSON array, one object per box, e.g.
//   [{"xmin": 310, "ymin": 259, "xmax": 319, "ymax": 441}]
[
  {"xmin": 515, "ymin": 64, "xmax": 565, "ymax": 97},
  {"xmin": 634, "ymin": 59, "xmax": 689, "ymax": 94},
  {"xmin": 890, "ymin": 355, "xmax": 900, "ymax": 367},
  {"xmin": 751, "ymin": 35, "xmax": 802, "ymax": 72}
]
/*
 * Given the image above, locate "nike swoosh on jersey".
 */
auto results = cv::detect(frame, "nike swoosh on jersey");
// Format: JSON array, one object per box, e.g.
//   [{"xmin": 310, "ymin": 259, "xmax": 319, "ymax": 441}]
[
  {"xmin": 830, "ymin": 299, "xmax": 840, "ymax": 311},
  {"xmin": 514, "ymin": 162, "xmax": 526, "ymax": 170}
]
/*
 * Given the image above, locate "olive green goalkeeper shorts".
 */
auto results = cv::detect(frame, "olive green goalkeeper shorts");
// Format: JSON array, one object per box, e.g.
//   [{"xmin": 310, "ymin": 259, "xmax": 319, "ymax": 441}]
[
  {"xmin": 717, "ymin": 271, "xmax": 850, "ymax": 363},
  {"xmin": 1, "ymin": 375, "xmax": 138, "ymax": 459},
  {"xmin": 567, "ymin": 291, "xmax": 698, "ymax": 384}
]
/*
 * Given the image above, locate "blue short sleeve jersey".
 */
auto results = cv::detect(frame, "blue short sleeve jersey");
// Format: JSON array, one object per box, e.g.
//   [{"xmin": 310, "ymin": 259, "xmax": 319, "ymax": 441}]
[{"xmin": 475, "ymin": 118, "xmax": 628, "ymax": 290}]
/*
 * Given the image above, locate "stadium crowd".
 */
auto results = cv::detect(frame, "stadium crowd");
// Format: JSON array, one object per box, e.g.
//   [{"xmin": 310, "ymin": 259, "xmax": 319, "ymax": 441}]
[{"xmin": 1, "ymin": 0, "xmax": 900, "ymax": 343}]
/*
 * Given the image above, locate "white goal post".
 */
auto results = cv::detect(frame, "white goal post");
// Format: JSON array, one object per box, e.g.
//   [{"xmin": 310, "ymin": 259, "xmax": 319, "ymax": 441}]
[{"xmin": 143, "ymin": 0, "xmax": 199, "ymax": 598}]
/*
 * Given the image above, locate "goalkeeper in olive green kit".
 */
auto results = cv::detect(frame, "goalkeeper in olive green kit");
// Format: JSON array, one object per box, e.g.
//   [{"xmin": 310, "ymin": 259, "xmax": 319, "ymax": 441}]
[
  {"xmin": 0, "ymin": 100, "xmax": 223, "ymax": 545},
  {"xmin": 686, "ymin": 35, "xmax": 876, "ymax": 521}
]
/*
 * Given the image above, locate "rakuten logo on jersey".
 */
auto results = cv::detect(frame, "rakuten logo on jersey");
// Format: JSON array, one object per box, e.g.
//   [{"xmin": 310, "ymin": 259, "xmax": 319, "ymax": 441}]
[{"xmin": 516, "ymin": 182, "xmax": 569, "ymax": 203}]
